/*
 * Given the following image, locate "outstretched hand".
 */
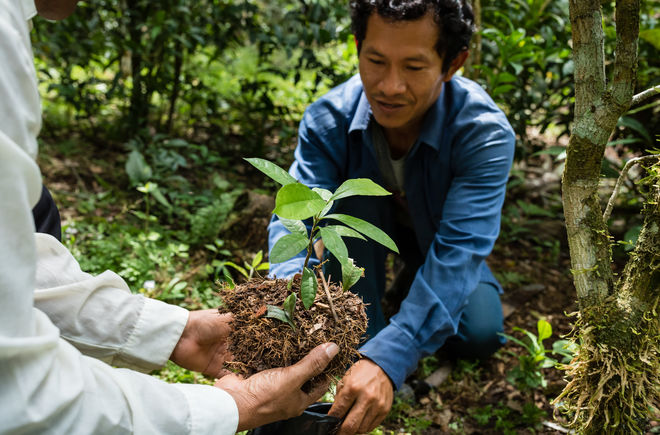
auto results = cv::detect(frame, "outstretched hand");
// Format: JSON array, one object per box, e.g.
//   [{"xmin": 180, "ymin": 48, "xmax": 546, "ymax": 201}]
[
  {"xmin": 215, "ymin": 342, "xmax": 339, "ymax": 431},
  {"xmin": 329, "ymin": 358, "xmax": 394, "ymax": 435},
  {"xmin": 170, "ymin": 309, "xmax": 233, "ymax": 378}
]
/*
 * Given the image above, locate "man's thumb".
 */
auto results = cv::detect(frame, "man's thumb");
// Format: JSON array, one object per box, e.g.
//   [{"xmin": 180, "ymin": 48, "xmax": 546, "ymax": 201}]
[{"xmin": 293, "ymin": 342, "xmax": 339, "ymax": 380}]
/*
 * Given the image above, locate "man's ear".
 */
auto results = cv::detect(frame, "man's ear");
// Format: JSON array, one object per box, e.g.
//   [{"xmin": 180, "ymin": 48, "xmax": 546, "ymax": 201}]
[{"xmin": 442, "ymin": 50, "xmax": 470, "ymax": 82}]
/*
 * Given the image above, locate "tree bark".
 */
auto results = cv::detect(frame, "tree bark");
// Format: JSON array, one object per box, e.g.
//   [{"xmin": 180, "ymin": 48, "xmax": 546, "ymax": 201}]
[{"xmin": 557, "ymin": 0, "xmax": 658, "ymax": 431}]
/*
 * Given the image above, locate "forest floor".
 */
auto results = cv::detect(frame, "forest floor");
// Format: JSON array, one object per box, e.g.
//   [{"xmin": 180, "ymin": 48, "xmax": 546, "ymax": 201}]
[{"xmin": 39, "ymin": 136, "xmax": 659, "ymax": 434}]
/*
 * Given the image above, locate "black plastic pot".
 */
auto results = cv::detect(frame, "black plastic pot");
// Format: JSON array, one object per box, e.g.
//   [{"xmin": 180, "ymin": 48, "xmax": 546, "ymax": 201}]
[{"xmin": 247, "ymin": 402, "xmax": 341, "ymax": 435}]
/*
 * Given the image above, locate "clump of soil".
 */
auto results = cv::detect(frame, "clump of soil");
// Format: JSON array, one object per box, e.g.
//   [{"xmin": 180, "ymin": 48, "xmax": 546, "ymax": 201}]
[{"xmin": 219, "ymin": 276, "xmax": 368, "ymax": 385}]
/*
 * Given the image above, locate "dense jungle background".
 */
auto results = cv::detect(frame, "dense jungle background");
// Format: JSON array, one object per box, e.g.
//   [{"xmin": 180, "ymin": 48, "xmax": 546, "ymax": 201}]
[{"xmin": 32, "ymin": 0, "xmax": 659, "ymax": 433}]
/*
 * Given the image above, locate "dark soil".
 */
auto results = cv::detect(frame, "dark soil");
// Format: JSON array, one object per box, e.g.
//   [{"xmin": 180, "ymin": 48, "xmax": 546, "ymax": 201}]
[{"xmin": 219, "ymin": 275, "xmax": 368, "ymax": 387}]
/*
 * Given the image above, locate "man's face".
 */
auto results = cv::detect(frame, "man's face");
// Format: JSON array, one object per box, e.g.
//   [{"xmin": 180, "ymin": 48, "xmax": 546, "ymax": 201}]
[
  {"xmin": 358, "ymin": 12, "xmax": 459, "ymax": 138},
  {"xmin": 35, "ymin": 0, "xmax": 79, "ymax": 20}
]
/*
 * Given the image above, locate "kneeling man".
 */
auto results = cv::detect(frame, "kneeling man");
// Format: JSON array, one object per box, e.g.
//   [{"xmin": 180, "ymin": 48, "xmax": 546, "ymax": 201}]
[{"xmin": 268, "ymin": 1, "xmax": 515, "ymax": 433}]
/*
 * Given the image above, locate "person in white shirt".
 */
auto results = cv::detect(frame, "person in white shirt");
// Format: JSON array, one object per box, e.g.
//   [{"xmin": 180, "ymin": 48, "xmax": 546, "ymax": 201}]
[{"xmin": 0, "ymin": 0, "xmax": 338, "ymax": 433}]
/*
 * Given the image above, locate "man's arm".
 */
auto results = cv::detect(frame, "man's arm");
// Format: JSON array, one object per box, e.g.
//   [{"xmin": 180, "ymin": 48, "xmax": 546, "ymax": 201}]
[
  {"xmin": 33, "ymin": 234, "xmax": 191, "ymax": 372},
  {"xmin": 360, "ymin": 119, "xmax": 515, "ymax": 387}
]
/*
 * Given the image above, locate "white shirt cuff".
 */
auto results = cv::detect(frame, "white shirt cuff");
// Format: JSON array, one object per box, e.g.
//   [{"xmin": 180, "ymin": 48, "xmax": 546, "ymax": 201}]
[{"xmin": 173, "ymin": 384, "xmax": 239, "ymax": 435}]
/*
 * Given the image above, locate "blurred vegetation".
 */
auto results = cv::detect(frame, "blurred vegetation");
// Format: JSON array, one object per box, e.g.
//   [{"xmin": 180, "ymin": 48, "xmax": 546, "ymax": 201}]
[{"xmin": 33, "ymin": 0, "xmax": 658, "ymax": 431}]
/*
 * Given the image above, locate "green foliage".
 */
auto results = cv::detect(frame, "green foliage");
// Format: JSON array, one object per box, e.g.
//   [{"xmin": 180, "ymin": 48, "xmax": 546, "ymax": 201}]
[
  {"xmin": 265, "ymin": 292, "xmax": 297, "ymax": 330},
  {"xmin": 499, "ymin": 319, "xmax": 572, "ymax": 391},
  {"xmin": 471, "ymin": 401, "xmax": 546, "ymax": 433},
  {"xmin": 223, "ymin": 250, "xmax": 270, "ymax": 281},
  {"xmin": 247, "ymin": 157, "xmax": 398, "ymax": 326}
]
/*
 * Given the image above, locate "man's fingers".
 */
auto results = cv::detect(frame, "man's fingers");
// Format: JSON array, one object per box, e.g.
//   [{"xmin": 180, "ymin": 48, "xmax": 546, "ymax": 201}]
[
  {"xmin": 337, "ymin": 401, "xmax": 368, "ymax": 435},
  {"xmin": 289, "ymin": 342, "xmax": 338, "ymax": 386},
  {"xmin": 328, "ymin": 383, "xmax": 356, "ymax": 419},
  {"xmin": 305, "ymin": 380, "xmax": 332, "ymax": 404}
]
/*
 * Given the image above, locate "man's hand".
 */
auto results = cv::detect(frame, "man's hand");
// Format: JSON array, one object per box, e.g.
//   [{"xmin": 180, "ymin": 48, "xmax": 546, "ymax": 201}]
[
  {"xmin": 329, "ymin": 359, "xmax": 394, "ymax": 435},
  {"xmin": 215, "ymin": 342, "xmax": 339, "ymax": 431},
  {"xmin": 170, "ymin": 309, "xmax": 232, "ymax": 378}
]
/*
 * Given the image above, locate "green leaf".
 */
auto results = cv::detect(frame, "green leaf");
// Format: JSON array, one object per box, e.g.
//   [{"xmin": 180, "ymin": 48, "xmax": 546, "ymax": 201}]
[
  {"xmin": 312, "ymin": 187, "xmax": 333, "ymax": 201},
  {"xmin": 537, "ymin": 319, "xmax": 552, "ymax": 342},
  {"xmin": 329, "ymin": 178, "xmax": 391, "ymax": 201},
  {"xmin": 265, "ymin": 305, "xmax": 295, "ymax": 329},
  {"xmin": 125, "ymin": 150, "xmax": 152, "ymax": 185},
  {"xmin": 319, "ymin": 227, "xmax": 348, "ymax": 263},
  {"xmin": 269, "ymin": 232, "xmax": 309, "ymax": 264},
  {"xmin": 251, "ymin": 250, "xmax": 263, "ymax": 269},
  {"xmin": 325, "ymin": 225, "xmax": 366, "ymax": 241},
  {"xmin": 274, "ymin": 184, "xmax": 326, "ymax": 220},
  {"xmin": 301, "ymin": 267, "xmax": 318, "ymax": 309},
  {"xmin": 341, "ymin": 259, "xmax": 364, "ymax": 291},
  {"xmin": 279, "ymin": 218, "xmax": 308, "ymax": 237},
  {"xmin": 283, "ymin": 292, "xmax": 297, "ymax": 320},
  {"xmin": 617, "ymin": 116, "xmax": 652, "ymax": 143},
  {"xmin": 324, "ymin": 214, "xmax": 399, "ymax": 253},
  {"xmin": 150, "ymin": 186, "xmax": 172, "ymax": 209},
  {"xmin": 244, "ymin": 158, "xmax": 297, "ymax": 186},
  {"xmin": 224, "ymin": 261, "xmax": 248, "ymax": 279}
]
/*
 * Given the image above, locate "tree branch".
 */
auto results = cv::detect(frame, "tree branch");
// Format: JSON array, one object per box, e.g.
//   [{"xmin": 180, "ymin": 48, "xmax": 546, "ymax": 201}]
[
  {"xmin": 603, "ymin": 155, "xmax": 660, "ymax": 222},
  {"xmin": 632, "ymin": 85, "xmax": 660, "ymax": 106}
]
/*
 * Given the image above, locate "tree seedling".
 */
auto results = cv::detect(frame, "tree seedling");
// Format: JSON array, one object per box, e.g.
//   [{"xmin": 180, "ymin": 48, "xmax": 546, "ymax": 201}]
[{"xmin": 245, "ymin": 157, "xmax": 399, "ymax": 328}]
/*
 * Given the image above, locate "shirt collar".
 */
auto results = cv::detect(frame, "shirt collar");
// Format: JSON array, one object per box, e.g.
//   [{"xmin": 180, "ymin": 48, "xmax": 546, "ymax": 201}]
[{"xmin": 348, "ymin": 83, "xmax": 448, "ymax": 152}]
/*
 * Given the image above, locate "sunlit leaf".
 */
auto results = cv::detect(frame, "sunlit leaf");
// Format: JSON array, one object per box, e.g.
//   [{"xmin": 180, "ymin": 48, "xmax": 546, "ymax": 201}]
[
  {"xmin": 245, "ymin": 157, "xmax": 297, "ymax": 186},
  {"xmin": 537, "ymin": 319, "xmax": 552, "ymax": 342},
  {"xmin": 312, "ymin": 187, "xmax": 333, "ymax": 201},
  {"xmin": 341, "ymin": 259, "xmax": 364, "ymax": 291},
  {"xmin": 324, "ymin": 214, "xmax": 399, "ymax": 253},
  {"xmin": 330, "ymin": 178, "xmax": 391, "ymax": 201},
  {"xmin": 301, "ymin": 267, "xmax": 318, "ymax": 309},
  {"xmin": 274, "ymin": 184, "xmax": 326, "ymax": 220},
  {"xmin": 319, "ymin": 227, "xmax": 348, "ymax": 264},
  {"xmin": 269, "ymin": 232, "xmax": 309, "ymax": 264}
]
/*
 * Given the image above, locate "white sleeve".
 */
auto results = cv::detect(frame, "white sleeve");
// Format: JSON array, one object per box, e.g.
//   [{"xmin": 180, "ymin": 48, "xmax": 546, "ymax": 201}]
[
  {"xmin": 0, "ymin": 3, "xmax": 238, "ymax": 433},
  {"xmin": 34, "ymin": 233, "xmax": 190, "ymax": 372}
]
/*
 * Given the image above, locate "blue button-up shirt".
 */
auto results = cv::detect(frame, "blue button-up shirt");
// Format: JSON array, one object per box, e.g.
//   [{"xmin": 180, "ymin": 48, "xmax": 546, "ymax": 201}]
[{"xmin": 268, "ymin": 74, "xmax": 515, "ymax": 388}]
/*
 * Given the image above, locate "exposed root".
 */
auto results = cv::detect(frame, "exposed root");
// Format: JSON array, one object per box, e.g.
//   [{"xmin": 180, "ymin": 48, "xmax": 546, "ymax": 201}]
[
  {"xmin": 218, "ymin": 277, "xmax": 368, "ymax": 386},
  {"xmin": 553, "ymin": 299, "xmax": 659, "ymax": 433}
]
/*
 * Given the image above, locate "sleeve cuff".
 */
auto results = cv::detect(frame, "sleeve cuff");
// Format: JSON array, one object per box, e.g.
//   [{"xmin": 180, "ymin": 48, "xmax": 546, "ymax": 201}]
[
  {"xmin": 116, "ymin": 297, "xmax": 188, "ymax": 371},
  {"xmin": 173, "ymin": 384, "xmax": 239, "ymax": 435},
  {"xmin": 358, "ymin": 322, "xmax": 421, "ymax": 389}
]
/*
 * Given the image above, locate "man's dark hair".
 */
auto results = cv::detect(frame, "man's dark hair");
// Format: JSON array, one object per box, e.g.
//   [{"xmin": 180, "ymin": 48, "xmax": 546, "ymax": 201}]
[{"xmin": 350, "ymin": 0, "xmax": 475, "ymax": 73}]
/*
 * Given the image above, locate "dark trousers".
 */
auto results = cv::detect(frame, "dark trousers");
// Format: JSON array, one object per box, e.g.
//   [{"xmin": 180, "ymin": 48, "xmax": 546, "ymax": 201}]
[
  {"xmin": 32, "ymin": 185, "xmax": 62, "ymax": 242},
  {"xmin": 324, "ymin": 195, "xmax": 504, "ymax": 360}
]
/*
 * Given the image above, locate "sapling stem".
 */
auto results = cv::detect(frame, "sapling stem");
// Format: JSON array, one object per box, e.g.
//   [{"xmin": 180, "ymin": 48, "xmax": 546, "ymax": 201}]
[
  {"xmin": 302, "ymin": 216, "xmax": 319, "ymax": 270},
  {"xmin": 319, "ymin": 269, "xmax": 339, "ymax": 323}
]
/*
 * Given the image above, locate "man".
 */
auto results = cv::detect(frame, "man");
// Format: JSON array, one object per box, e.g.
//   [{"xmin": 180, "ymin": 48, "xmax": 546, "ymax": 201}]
[
  {"xmin": 268, "ymin": 0, "xmax": 515, "ymax": 433},
  {"xmin": 0, "ymin": 0, "xmax": 338, "ymax": 433}
]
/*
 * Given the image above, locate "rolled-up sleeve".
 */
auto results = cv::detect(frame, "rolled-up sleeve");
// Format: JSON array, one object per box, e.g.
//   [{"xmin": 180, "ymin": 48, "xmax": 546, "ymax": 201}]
[{"xmin": 360, "ymin": 110, "xmax": 515, "ymax": 388}]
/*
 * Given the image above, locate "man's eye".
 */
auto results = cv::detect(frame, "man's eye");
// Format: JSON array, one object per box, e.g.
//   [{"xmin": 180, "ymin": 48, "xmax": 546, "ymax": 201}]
[
  {"xmin": 369, "ymin": 58, "xmax": 384, "ymax": 65},
  {"xmin": 407, "ymin": 65, "xmax": 423, "ymax": 71}
]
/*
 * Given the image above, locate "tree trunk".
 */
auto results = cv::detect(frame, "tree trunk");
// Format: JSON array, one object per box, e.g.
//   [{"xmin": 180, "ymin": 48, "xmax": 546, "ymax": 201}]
[{"xmin": 555, "ymin": 0, "xmax": 659, "ymax": 432}]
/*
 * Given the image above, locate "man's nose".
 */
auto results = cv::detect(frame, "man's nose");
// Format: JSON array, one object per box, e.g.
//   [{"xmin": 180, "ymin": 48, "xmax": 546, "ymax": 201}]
[{"xmin": 377, "ymin": 66, "xmax": 406, "ymax": 96}]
